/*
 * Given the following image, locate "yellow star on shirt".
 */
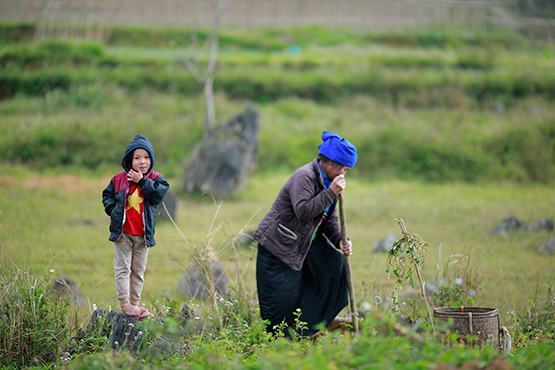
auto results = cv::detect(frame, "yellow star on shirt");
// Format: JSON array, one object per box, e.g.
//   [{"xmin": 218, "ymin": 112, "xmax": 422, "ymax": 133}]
[{"xmin": 126, "ymin": 188, "xmax": 143, "ymax": 214}]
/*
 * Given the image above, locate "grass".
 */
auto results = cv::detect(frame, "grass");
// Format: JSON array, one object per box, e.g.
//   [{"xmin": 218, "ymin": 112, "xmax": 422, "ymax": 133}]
[
  {"xmin": 0, "ymin": 89, "xmax": 553, "ymax": 181},
  {"xmin": 1, "ymin": 26, "xmax": 554, "ymax": 183},
  {"xmin": 0, "ymin": 23, "xmax": 554, "ymax": 367},
  {"xmin": 1, "ymin": 166, "xmax": 554, "ymax": 368},
  {"xmin": 1, "ymin": 165, "xmax": 553, "ymax": 317}
]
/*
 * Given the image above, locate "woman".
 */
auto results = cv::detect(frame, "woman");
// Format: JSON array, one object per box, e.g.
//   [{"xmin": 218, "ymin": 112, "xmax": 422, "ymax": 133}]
[{"xmin": 253, "ymin": 131, "xmax": 357, "ymax": 336}]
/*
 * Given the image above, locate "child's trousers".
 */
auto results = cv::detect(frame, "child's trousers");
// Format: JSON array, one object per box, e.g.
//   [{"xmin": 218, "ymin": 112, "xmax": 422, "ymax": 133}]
[{"xmin": 114, "ymin": 233, "xmax": 148, "ymax": 305}]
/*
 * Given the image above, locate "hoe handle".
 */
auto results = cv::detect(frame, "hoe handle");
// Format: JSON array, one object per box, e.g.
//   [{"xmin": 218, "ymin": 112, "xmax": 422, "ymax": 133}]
[{"xmin": 338, "ymin": 194, "xmax": 359, "ymax": 334}]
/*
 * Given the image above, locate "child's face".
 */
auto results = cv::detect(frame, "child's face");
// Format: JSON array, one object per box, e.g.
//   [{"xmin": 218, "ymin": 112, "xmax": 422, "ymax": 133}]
[{"xmin": 131, "ymin": 148, "xmax": 151, "ymax": 174}]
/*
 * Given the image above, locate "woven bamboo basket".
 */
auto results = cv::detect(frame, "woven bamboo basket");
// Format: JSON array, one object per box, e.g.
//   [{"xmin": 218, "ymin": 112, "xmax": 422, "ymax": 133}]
[{"xmin": 433, "ymin": 306, "xmax": 511, "ymax": 352}]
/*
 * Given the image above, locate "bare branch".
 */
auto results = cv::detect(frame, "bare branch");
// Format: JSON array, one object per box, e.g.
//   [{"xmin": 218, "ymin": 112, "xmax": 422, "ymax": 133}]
[
  {"xmin": 203, "ymin": 0, "xmax": 227, "ymax": 134},
  {"xmin": 178, "ymin": 54, "xmax": 205, "ymax": 84},
  {"xmin": 179, "ymin": 0, "xmax": 227, "ymax": 135},
  {"xmin": 206, "ymin": 0, "xmax": 225, "ymax": 80}
]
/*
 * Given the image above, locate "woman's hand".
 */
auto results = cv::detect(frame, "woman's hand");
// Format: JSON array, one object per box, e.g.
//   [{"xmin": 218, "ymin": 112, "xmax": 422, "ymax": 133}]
[
  {"xmin": 330, "ymin": 174, "xmax": 346, "ymax": 195},
  {"xmin": 340, "ymin": 239, "xmax": 352, "ymax": 256}
]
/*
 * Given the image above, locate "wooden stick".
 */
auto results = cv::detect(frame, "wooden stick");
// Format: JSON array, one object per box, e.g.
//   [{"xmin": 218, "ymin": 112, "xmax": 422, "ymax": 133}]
[
  {"xmin": 414, "ymin": 261, "xmax": 436, "ymax": 335},
  {"xmin": 338, "ymin": 194, "xmax": 359, "ymax": 334},
  {"xmin": 372, "ymin": 311, "xmax": 424, "ymax": 344},
  {"xmin": 397, "ymin": 218, "xmax": 435, "ymax": 335}
]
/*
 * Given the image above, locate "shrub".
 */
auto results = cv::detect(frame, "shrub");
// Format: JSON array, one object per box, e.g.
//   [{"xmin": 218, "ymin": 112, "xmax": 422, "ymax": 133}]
[
  {"xmin": 0, "ymin": 267, "xmax": 71, "ymax": 368},
  {"xmin": 485, "ymin": 123, "xmax": 555, "ymax": 182},
  {"xmin": 106, "ymin": 26, "xmax": 288, "ymax": 51},
  {"xmin": 507, "ymin": 283, "xmax": 555, "ymax": 348},
  {"xmin": 356, "ymin": 127, "xmax": 486, "ymax": 182},
  {"xmin": 0, "ymin": 70, "xmax": 71, "ymax": 98},
  {"xmin": 0, "ymin": 41, "xmax": 104, "ymax": 68},
  {"xmin": 455, "ymin": 50, "xmax": 496, "ymax": 70},
  {"xmin": 0, "ymin": 22, "xmax": 35, "ymax": 44}
]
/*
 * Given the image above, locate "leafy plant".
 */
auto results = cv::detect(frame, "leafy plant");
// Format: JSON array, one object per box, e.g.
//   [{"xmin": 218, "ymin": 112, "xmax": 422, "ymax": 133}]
[{"xmin": 387, "ymin": 218, "xmax": 435, "ymax": 333}]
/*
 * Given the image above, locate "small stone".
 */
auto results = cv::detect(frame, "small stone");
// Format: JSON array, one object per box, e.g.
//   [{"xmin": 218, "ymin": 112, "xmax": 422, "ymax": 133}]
[
  {"xmin": 532, "ymin": 218, "xmax": 554, "ymax": 232},
  {"xmin": 234, "ymin": 231, "xmax": 256, "ymax": 248},
  {"xmin": 538, "ymin": 238, "xmax": 555, "ymax": 254},
  {"xmin": 493, "ymin": 217, "xmax": 527, "ymax": 237},
  {"xmin": 374, "ymin": 234, "xmax": 396, "ymax": 253}
]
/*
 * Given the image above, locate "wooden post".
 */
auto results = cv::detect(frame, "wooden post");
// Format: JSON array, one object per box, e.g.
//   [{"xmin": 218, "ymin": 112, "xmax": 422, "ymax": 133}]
[{"xmin": 338, "ymin": 194, "xmax": 359, "ymax": 334}]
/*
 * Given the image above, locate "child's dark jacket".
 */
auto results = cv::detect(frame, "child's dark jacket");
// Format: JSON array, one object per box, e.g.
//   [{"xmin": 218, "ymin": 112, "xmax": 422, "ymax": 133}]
[{"xmin": 102, "ymin": 135, "xmax": 169, "ymax": 247}]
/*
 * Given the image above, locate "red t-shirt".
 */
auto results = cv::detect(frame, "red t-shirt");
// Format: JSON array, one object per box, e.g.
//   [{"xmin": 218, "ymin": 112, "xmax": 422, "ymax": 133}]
[{"xmin": 122, "ymin": 183, "xmax": 145, "ymax": 236}]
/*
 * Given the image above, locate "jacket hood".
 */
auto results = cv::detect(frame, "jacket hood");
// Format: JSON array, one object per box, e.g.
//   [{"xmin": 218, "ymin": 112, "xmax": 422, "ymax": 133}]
[{"xmin": 122, "ymin": 134, "xmax": 155, "ymax": 173}]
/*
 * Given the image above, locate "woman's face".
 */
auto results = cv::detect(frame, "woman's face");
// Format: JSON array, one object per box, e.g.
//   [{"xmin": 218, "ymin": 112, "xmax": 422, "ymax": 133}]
[{"xmin": 321, "ymin": 160, "xmax": 350, "ymax": 179}]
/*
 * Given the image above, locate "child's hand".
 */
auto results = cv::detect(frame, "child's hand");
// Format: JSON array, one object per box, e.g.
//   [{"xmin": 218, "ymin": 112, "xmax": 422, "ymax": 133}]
[{"xmin": 127, "ymin": 169, "xmax": 143, "ymax": 183}]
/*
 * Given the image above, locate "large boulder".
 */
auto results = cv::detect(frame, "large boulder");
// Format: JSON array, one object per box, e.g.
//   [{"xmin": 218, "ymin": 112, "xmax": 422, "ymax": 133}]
[
  {"xmin": 86, "ymin": 309, "xmax": 189, "ymax": 358},
  {"xmin": 51, "ymin": 276, "xmax": 86, "ymax": 306},
  {"xmin": 87, "ymin": 308, "xmax": 144, "ymax": 352},
  {"xmin": 183, "ymin": 105, "xmax": 259, "ymax": 199},
  {"xmin": 177, "ymin": 251, "xmax": 230, "ymax": 300}
]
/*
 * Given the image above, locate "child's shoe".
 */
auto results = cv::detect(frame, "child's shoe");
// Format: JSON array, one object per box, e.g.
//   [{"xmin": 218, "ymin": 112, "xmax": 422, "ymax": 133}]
[
  {"xmin": 121, "ymin": 302, "xmax": 142, "ymax": 317},
  {"xmin": 135, "ymin": 306, "xmax": 151, "ymax": 319}
]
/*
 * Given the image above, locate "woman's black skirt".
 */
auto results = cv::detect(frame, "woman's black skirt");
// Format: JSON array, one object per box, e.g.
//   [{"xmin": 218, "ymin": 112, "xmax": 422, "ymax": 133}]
[{"xmin": 256, "ymin": 236, "xmax": 348, "ymax": 336}]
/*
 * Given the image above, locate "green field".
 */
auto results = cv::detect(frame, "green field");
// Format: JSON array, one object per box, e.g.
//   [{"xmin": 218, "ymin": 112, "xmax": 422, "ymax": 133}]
[
  {"xmin": 1, "ymin": 166, "xmax": 554, "ymax": 312},
  {"xmin": 2, "ymin": 164, "xmax": 554, "ymax": 309},
  {"xmin": 1, "ymin": 23, "xmax": 554, "ymax": 369},
  {"xmin": 1, "ymin": 166, "xmax": 554, "ymax": 368}
]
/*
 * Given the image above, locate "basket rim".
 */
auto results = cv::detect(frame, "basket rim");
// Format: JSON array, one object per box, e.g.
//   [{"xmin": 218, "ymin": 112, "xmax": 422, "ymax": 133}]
[{"xmin": 433, "ymin": 306, "xmax": 499, "ymax": 318}]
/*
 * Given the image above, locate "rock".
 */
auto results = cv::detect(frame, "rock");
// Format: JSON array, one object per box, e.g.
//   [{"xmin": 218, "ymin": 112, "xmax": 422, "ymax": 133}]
[
  {"xmin": 183, "ymin": 105, "xmax": 260, "ymax": 199},
  {"xmin": 398, "ymin": 289, "xmax": 419, "ymax": 301},
  {"xmin": 87, "ymin": 309, "xmax": 190, "ymax": 358},
  {"xmin": 87, "ymin": 308, "xmax": 144, "ymax": 352},
  {"xmin": 51, "ymin": 276, "xmax": 86, "ymax": 306},
  {"xmin": 538, "ymin": 238, "xmax": 555, "ymax": 254},
  {"xmin": 532, "ymin": 218, "xmax": 554, "ymax": 232},
  {"xmin": 66, "ymin": 219, "xmax": 96, "ymax": 227},
  {"xmin": 178, "ymin": 303, "xmax": 194, "ymax": 326},
  {"xmin": 357, "ymin": 300, "xmax": 372, "ymax": 318},
  {"xmin": 425, "ymin": 278, "xmax": 447, "ymax": 295},
  {"xmin": 177, "ymin": 251, "xmax": 230, "ymax": 300},
  {"xmin": 398, "ymin": 278, "xmax": 449, "ymax": 301},
  {"xmin": 234, "ymin": 231, "xmax": 256, "ymax": 249},
  {"xmin": 493, "ymin": 216, "xmax": 527, "ymax": 236},
  {"xmin": 373, "ymin": 234, "xmax": 396, "ymax": 253},
  {"xmin": 157, "ymin": 191, "xmax": 177, "ymax": 222}
]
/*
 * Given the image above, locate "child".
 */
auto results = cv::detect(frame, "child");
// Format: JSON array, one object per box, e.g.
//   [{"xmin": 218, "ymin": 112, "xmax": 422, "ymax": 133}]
[{"xmin": 102, "ymin": 134, "xmax": 169, "ymax": 318}]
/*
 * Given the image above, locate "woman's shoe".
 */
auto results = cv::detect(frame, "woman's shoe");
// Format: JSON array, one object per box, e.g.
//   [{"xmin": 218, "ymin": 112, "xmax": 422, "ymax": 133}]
[{"xmin": 326, "ymin": 317, "xmax": 352, "ymax": 331}]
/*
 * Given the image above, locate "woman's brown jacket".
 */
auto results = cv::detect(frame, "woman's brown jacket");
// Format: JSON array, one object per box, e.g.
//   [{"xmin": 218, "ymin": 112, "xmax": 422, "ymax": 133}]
[{"xmin": 253, "ymin": 159, "xmax": 343, "ymax": 270}]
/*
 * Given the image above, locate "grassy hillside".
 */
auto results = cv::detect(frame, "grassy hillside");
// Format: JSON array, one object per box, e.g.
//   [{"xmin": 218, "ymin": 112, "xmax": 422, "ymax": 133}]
[{"xmin": 0, "ymin": 24, "xmax": 554, "ymax": 182}]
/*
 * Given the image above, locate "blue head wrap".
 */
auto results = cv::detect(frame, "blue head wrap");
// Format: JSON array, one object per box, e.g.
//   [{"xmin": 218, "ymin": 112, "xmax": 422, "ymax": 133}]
[{"xmin": 318, "ymin": 131, "xmax": 358, "ymax": 168}]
